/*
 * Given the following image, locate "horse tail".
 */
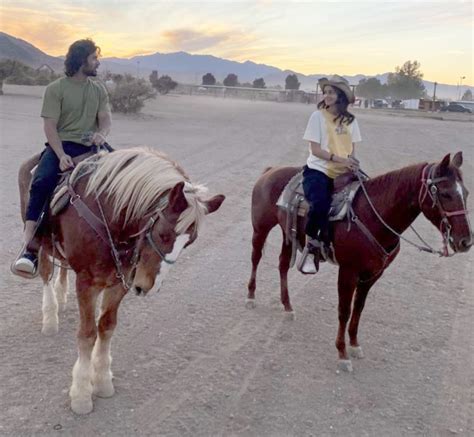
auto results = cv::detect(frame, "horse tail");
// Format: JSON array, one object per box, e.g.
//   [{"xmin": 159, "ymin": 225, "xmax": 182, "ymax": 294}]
[{"xmin": 18, "ymin": 153, "xmax": 41, "ymax": 222}]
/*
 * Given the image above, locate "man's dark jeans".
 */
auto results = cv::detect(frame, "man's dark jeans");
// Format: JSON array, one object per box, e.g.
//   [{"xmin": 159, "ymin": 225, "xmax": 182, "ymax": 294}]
[{"xmin": 26, "ymin": 142, "xmax": 111, "ymax": 222}]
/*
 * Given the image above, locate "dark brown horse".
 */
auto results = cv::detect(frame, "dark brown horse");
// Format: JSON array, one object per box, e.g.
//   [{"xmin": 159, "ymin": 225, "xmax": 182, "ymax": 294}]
[
  {"xmin": 17, "ymin": 147, "xmax": 225, "ymax": 414},
  {"xmin": 247, "ymin": 152, "xmax": 471, "ymax": 371}
]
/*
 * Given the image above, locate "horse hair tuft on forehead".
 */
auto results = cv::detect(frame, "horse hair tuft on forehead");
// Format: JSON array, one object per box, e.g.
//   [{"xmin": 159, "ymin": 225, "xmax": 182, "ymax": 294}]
[{"xmin": 71, "ymin": 147, "xmax": 208, "ymax": 232}]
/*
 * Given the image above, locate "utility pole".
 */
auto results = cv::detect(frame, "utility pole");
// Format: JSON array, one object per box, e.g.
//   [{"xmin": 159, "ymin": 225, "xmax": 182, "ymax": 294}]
[{"xmin": 432, "ymin": 81, "xmax": 437, "ymax": 110}]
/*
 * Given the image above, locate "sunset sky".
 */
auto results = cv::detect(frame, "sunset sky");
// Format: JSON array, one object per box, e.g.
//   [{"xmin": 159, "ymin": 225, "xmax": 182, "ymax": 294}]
[{"xmin": 2, "ymin": 0, "xmax": 472, "ymax": 85}]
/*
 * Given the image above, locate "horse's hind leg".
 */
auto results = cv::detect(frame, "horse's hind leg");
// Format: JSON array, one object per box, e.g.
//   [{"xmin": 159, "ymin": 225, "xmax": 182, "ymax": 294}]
[
  {"xmin": 279, "ymin": 237, "xmax": 294, "ymax": 316},
  {"xmin": 54, "ymin": 267, "xmax": 69, "ymax": 312},
  {"xmin": 92, "ymin": 284, "xmax": 127, "ymax": 398},
  {"xmin": 247, "ymin": 224, "xmax": 273, "ymax": 308},
  {"xmin": 70, "ymin": 275, "xmax": 100, "ymax": 414},
  {"xmin": 39, "ymin": 250, "xmax": 59, "ymax": 336},
  {"xmin": 347, "ymin": 274, "xmax": 381, "ymax": 360}
]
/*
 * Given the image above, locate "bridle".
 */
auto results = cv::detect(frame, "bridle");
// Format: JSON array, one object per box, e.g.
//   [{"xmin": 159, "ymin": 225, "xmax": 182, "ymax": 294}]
[
  {"xmin": 418, "ymin": 164, "xmax": 470, "ymax": 256},
  {"xmin": 102, "ymin": 193, "xmax": 199, "ymax": 291},
  {"xmin": 354, "ymin": 164, "xmax": 469, "ymax": 261}
]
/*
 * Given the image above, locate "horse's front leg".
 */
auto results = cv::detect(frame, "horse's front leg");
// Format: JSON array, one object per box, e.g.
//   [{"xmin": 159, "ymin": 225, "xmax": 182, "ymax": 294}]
[
  {"xmin": 335, "ymin": 268, "xmax": 358, "ymax": 372},
  {"xmin": 70, "ymin": 275, "xmax": 100, "ymax": 415},
  {"xmin": 347, "ymin": 274, "xmax": 381, "ymax": 360},
  {"xmin": 39, "ymin": 250, "xmax": 58, "ymax": 336},
  {"xmin": 92, "ymin": 284, "xmax": 128, "ymax": 398}
]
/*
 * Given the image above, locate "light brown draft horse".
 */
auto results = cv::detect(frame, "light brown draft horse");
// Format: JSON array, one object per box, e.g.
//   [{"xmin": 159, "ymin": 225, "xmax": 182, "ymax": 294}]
[
  {"xmin": 18, "ymin": 147, "xmax": 224, "ymax": 414},
  {"xmin": 247, "ymin": 152, "xmax": 471, "ymax": 371}
]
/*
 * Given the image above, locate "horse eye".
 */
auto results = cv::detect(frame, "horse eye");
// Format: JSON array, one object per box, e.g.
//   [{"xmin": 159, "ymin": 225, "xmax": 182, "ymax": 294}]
[{"xmin": 159, "ymin": 233, "xmax": 171, "ymax": 243}]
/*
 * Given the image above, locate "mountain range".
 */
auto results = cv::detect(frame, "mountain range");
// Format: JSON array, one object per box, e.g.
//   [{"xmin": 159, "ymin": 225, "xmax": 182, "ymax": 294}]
[{"xmin": 0, "ymin": 32, "xmax": 469, "ymax": 100}]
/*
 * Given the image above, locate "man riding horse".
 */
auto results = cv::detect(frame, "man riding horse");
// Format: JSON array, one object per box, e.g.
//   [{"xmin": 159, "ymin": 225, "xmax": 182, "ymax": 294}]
[{"xmin": 14, "ymin": 38, "xmax": 112, "ymax": 275}]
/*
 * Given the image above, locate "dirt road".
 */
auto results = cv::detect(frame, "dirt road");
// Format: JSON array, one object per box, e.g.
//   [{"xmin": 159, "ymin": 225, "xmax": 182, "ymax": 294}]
[{"xmin": 0, "ymin": 85, "xmax": 472, "ymax": 436}]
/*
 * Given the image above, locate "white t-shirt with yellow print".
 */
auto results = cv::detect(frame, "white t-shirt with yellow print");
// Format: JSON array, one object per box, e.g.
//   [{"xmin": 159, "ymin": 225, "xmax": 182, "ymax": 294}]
[{"xmin": 303, "ymin": 108, "xmax": 361, "ymax": 179}]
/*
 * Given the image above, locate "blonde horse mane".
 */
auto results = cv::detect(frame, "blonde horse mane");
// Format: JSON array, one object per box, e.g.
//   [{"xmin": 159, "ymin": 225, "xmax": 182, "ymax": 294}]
[{"xmin": 70, "ymin": 147, "xmax": 208, "ymax": 233}]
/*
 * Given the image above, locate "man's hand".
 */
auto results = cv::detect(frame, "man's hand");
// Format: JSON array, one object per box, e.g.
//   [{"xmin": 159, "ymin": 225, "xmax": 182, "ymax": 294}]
[
  {"xmin": 59, "ymin": 155, "xmax": 74, "ymax": 171},
  {"xmin": 91, "ymin": 131, "xmax": 106, "ymax": 146}
]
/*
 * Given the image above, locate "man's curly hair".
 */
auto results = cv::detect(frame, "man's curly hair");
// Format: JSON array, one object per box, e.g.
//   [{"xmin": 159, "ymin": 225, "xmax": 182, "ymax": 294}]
[{"xmin": 64, "ymin": 39, "xmax": 100, "ymax": 77}]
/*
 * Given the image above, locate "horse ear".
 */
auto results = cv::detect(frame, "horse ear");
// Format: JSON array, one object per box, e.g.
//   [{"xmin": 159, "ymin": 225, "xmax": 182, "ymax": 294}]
[
  {"xmin": 168, "ymin": 182, "xmax": 188, "ymax": 214},
  {"xmin": 439, "ymin": 153, "xmax": 451, "ymax": 172},
  {"xmin": 205, "ymin": 194, "xmax": 225, "ymax": 215},
  {"xmin": 451, "ymin": 151, "xmax": 463, "ymax": 168}
]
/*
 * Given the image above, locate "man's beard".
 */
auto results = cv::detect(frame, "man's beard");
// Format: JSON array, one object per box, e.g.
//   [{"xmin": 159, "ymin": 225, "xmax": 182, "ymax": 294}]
[
  {"xmin": 83, "ymin": 64, "xmax": 98, "ymax": 76},
  {"xmin": 84, "ymin": 68, "xmax": 98, "ymax": 77}
]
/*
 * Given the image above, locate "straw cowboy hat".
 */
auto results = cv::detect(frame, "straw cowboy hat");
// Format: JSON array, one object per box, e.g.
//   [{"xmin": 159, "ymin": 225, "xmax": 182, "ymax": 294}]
[{"xmin": 318, "ymin": 75, "xmax": 355, "ymax": 104}]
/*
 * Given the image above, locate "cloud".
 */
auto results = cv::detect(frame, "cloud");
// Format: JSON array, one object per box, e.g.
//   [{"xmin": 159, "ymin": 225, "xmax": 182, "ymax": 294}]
[
  {"xmin": 161, "ymin": 29, "xmax": 232, "ymax": 52},
  {"xmin": 1, "ymin": 6, "xmax": 91, "ymax": 55}
]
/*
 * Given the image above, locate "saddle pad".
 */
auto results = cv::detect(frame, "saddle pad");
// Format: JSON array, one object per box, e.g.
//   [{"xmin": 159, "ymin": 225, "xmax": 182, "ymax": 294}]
[{"xmin": 50, "ymin": 153, "xmax": 101, "ymax": 216}]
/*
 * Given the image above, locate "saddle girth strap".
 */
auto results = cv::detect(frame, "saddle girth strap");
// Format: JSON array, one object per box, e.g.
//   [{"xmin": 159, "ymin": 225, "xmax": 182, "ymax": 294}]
[{"xmin": 67, "ymin": 179, "xmax": 111, "ymax": 247}]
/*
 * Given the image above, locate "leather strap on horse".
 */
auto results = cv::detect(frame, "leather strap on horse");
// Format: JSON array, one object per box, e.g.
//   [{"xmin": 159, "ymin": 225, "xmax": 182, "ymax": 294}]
[{"xmin": 67, "ymin": 178, "xmax": 111, "ymax": 247}]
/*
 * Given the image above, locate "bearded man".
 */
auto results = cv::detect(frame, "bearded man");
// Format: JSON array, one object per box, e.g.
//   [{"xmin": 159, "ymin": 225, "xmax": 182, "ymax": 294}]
[{"xmin": 14, "ymin": 38, "xmax": 112, "ymax": 275}]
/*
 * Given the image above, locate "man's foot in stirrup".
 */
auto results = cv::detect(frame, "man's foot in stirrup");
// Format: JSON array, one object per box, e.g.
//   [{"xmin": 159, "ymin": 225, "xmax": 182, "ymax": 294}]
[
  {"xmin": 14, "ymin": 251, "xmax": 38, "ymax": 275},
  {"xmin": 297, "ymin": 246, "xmax": 319, "ymax": 275}
]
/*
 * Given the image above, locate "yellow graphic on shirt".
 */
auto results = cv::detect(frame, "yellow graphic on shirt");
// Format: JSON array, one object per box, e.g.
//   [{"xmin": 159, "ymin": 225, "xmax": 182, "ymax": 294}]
[{"xmin": 321, "ymin": 109, "xmax": 353, "ymax": 178}]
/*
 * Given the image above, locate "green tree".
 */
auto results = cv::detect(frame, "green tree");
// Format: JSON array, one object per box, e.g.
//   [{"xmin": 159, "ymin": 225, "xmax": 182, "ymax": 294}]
[
  {"xmin": 0, "ymin": 59, "xmax": 19, "ymax": 94},
  {"xmin": 461, "ymin": 89, "xmax": 472, "ymax": 101},
  {"xmin": 387, "ymin": 60, "xmax": 425, "ymax": 100},
  {"xmin": 285, "ymin": 74, "xmax": 300, "ymax": 90},
  {"xmin": 149, "ymin": 71, "xmax": 178, "ymax": 95},
  {"xmin": 356, "ymin": 77, "xmax": 387, "ymax": 99},
  {"xmin": 149, "ymin": 70, "xmax": 159, "ymax": 85},
  {"xmin": 252, "ymin": 78, "xmax": 266, "ymax": 89},
  {"xmin": 223, "ymin": 73, "xmax": 239, "ymax": 87},
  {"xmin": 202, "ymin": 73, "xmax": 216, "ymax": 85}
]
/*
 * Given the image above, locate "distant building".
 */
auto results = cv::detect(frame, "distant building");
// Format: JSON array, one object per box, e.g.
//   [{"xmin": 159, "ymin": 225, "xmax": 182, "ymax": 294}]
[{"xmin": 36, "ymin": 64, "xmax": 54, "ymax": 73}]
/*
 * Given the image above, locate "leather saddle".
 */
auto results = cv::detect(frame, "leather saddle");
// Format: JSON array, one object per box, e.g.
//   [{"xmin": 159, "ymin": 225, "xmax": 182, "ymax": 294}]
[{"xmin": 276, "ymin": 171, "xmax": 363, "ymax": 267}]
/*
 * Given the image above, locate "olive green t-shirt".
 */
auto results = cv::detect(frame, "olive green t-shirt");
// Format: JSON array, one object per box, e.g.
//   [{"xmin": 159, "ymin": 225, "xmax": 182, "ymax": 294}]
[{"xmin": 41, "ymin": 77, "xmax": 110, "ymax": 145}]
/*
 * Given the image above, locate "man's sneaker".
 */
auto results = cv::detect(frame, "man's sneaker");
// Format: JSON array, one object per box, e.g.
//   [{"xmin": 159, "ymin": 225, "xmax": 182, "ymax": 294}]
[
  {"xmin": 296, "ymin": 246, "xmax": 319, "ymax": 274},
  {"xmin": 14, "ymin": 251, "xmax": 38, "ymax": 274}
]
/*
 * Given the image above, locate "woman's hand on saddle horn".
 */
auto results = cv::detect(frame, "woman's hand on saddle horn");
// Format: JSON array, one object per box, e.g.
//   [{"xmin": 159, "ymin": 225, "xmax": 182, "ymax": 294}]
[
  {"xmin": 59, "ymin": 154, "xmax": 75, "ymax": 171},
  {"xmin": 343, "ymin": 156, "xmax": 360, "ymax": 172}
]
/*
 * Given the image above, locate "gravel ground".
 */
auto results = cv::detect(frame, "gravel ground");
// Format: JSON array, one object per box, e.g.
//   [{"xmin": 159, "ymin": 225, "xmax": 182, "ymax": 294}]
[{"xmin": 0, "ymin": 85, "xmax": 472, "ymax": 436}]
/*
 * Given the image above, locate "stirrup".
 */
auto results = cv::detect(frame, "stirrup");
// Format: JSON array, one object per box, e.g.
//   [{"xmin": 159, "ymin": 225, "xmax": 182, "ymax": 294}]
[
  {"xmin": 296, "ymin": 246, "xmax": 318, "ymax": 274},
  {"xmin": 10, "ymin": 246, "xmax": 40, "ymax": 279}
]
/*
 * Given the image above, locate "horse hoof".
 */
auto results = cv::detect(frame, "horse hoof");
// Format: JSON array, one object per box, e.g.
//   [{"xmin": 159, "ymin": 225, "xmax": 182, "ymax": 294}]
[
  {"xmin": 41, "ymin": 324, "xmax": 58, "ymax": 336},
  {"xmin": 348, "ymin": 346, "xmax": 364, "ymax": 359},
  {"xmin": 337, "ymin": 359, "xmax": 353, "ymax": 373},
  {"xmin": 71, "ymin": 398, "xmax": 93, "ymax": 415},
  {"xmin": 93, "ymin": 382, "xmax": 115, "ymax": 398},
  {"xmin": 245, "ymin": 298, "xmax": 256, "ymax": 309},
  {"xmin": 284, "ymin": 311, "xmax": 296, "ymax": 321}
]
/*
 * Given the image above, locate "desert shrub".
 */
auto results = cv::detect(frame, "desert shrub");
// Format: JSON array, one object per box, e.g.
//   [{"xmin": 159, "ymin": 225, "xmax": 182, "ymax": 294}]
[{"xmin": 108, "ymin": 74, "xmax": 156, "ymax": 113}]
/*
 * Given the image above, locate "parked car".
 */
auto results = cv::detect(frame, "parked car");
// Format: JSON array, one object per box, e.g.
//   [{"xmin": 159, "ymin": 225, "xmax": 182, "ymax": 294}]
[
  {"xmin": 373, "ymin": 99, "xmax": 388, "ymax": 108},
  {"xmin": 440, "ymin": 103, "xmax": 472, "ymax": 113}
]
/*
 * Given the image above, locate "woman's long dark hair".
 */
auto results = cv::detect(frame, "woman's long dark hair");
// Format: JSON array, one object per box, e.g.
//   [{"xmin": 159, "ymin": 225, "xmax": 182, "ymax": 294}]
[
  {"xmin": 64, "ymin": 39, "xmax": 100, "ymax": 77},
  {"xmin": 317, "ymin": 86, "xmax": 355, "ymax": 125}
]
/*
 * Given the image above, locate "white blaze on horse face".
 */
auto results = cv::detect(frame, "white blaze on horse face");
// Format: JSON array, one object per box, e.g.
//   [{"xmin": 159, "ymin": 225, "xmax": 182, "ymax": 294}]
[
  {"xmin": 148, "ymin": 234, "xmax": 190, "ymax": 295},
  {"xmin": 456, "ymin": 182, "xmax": 472, "ymax": 236}
]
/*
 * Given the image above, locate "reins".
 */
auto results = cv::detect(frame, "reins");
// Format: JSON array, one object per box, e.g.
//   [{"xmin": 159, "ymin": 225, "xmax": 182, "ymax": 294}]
[
  {"xmin": 354, "ymin": 164, "xmax": 469, "ymax": 258},
  {"xmin": 68, "ymin": 178, "xmax": 175, "ymax": 291}
]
